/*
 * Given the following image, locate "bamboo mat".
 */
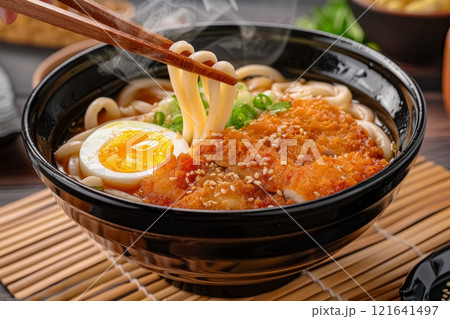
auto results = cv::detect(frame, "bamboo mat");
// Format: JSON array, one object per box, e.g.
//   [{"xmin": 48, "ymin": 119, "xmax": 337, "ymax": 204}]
[{"xmin": 0, "ymin": 157, "xmax": 449, "ymax": 301}]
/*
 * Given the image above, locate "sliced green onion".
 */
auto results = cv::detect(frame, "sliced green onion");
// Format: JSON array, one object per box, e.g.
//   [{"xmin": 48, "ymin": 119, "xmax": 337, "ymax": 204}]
[
  {"xmin": 153, "ymin": 112, "xmax": 165, "ymax": 126},
  {"xmin": 253, "ymin": 94, "xmax": 273, "ymax": 110},
  {"xmin": 226, "ymin": 103, "xmax": 259, "ymax": 130},
  {"xmin": 269, "ymin": 102, "xmax": 291, "ymax": 115}
]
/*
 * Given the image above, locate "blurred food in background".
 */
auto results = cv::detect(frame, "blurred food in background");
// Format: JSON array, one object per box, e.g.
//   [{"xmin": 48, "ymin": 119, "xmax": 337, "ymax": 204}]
[
  {"xmin": 0, "ymin": 0, "xmax": 134, "ymax": 48},
  {"xmin": 295, "ymin": 0, "xmax": 379, "ymax": 50},
  {"xmin": 371, "ymin": 0, "xmax": 450, "ymax": 14}
]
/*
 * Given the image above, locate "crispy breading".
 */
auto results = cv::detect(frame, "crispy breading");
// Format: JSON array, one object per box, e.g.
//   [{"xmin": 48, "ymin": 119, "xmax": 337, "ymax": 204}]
[{"xmin": 140, "ymin": 99, "xmax": 388, "ymax": 209}]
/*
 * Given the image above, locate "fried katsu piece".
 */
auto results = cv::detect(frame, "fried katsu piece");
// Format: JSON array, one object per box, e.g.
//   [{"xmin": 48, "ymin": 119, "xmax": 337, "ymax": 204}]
[
  {"xmin": 139, "ymin": 153, "xmax": 293, "ymax": 210},
  {"xmin": 140, "ymin": 99, "xmax": 388, "ymax": 209},
  {"xmin": 202, "ymin": 99, "xmax": 388, "ymax": 202}
]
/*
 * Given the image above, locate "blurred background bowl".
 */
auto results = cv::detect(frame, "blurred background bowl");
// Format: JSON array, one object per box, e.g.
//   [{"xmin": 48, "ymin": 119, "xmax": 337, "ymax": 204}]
[
  {"xmin": 348, "ymin": 0, "xmax": 450, "ymax": 63},
  {"xmin": 22, "ymin": 24, "xmax": 426, "ymax": 297}
]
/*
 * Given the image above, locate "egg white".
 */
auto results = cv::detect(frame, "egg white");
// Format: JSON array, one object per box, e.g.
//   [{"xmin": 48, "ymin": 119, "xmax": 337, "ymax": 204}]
[{"xmin": 79, "ymin": 120, "xmax": 189, "ymax": 187}]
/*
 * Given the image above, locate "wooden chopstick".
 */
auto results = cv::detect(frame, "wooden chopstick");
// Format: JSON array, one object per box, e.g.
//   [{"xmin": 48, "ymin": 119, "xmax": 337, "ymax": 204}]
[
  {"xmin": 58, "ymin": 0, "xmax": 174, "ymax": 49},
  {"xmin": 0, "ymin": 0, "xmax": 237, "ymax": 85}
]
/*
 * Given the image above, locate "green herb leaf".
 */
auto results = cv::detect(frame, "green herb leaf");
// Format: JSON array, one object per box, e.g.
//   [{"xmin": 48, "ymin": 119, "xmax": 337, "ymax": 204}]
[
  {"xmin": 92, "ymin": 186, "xmax": 104, "ymax": 192},
  {"xmin": 295, "ymin": 0, "xmax": 376, "ymax": 48}
]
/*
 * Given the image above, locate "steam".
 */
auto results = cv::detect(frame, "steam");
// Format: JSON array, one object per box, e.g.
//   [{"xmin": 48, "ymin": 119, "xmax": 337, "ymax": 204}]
[{"xmin": 96, "ymin": 0, "xmax": 299, "ymax": 83}]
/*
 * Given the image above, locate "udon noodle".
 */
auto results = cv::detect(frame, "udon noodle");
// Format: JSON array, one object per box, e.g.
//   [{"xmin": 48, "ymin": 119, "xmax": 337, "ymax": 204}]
[{"xmin": 55, "ymin": 41, "xmax": 393, "ymax": 209}]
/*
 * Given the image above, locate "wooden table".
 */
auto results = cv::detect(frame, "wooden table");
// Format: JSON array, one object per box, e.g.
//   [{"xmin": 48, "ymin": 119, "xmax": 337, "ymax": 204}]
[{"xmin": 0, "ymin": 0, "xmax": 449, "ymax": 301}]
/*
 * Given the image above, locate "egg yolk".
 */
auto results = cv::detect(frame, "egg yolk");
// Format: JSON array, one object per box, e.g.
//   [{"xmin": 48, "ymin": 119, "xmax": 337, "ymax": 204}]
[{"xmin": 98, "ymin": 129, "xmax": 173, "ymax": 173}]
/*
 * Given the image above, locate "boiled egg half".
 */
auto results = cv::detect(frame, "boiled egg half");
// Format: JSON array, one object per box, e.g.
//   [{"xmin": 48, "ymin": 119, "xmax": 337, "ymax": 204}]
[{"xmin": 80, "ymin": 120, "xmax": 189, "ymax": 187}]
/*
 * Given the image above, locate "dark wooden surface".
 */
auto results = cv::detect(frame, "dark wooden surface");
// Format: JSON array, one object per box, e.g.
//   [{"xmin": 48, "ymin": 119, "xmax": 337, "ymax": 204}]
[{"xmin": 0, "ymin": 0, "xmax": 449, "ymax": 301}]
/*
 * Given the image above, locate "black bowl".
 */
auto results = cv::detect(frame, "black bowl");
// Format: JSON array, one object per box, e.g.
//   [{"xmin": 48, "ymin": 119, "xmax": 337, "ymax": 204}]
[{"xmin": 22, "ymin": 24, "xmax": 426, "ymax": 297}]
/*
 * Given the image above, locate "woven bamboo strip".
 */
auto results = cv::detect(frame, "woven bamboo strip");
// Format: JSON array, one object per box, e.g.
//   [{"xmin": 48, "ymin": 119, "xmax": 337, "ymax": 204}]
[
  {"xmin": 15, "ymin": 253, "xmax": 108, "ymax": 299},
  {"xmin": 145, "ymin": 278, "xmax": 171, "ymax": 295},
  {"xmin": 73, "ymin": 266, "xmax": 144, "ymax": 301},
  {"xmin": 283, "ymin": 218, "xmax": 448, "ymax": 301},
  {"xmin": 343, "ymin": 259, "xmax": 418, "ymax": 300},
  {"xmin": 153, "ymin": 285, "xmax": 180, "ymax": 300},
  {"xmin": 0, "ymin": 215, "xmax": 72, "ymax": 250},
  {"xmin": 0, "ymin": 227, "xmax": 82, "ymax": 268},
  {"xmin": 0, "ymin": 196, "xmax": 56, "ymax": 226},
  {"xmin": 247, "ymin": 274, "xmax": 313, "ymax": 301},
  {"xmin": 31, "ymin": 260, "xmax": 113, "ymax": 301},
  {"xmin": 8, "ymin": 246, "xmax": 103, "ymax": 294},
  {"xmin": 119, "ymin": 289, "xmax": 147, "ymax": 301},
  {"xmin": 367, "ymin": 278, "xmax": 405, "ymax": 301},
  {"xmin": 44, "ymin": 262, "xmax": 136, "ymax": 301},
  {"xmin": 317, "ymin": 230, "xmax": 450, "ymax": 299},
  {"xmin": 0, "ymin": 189, "xmax": 51, "ymax": 216},
  {"xmin": 2, "ymin": 240, "xmax": 93, "ymax": 285},
  {"xmin": 88, "ymin": 282, "xmax": 138, "ymax": 301},
  {"xmin": 0, "ymin": 233, "xmax": 87, "ymax": 278},
  {"xmin": 394, "ymin": 166, "xmax": 448, "ymax": 198},
  {"xmin": 336, "ymin": 199, "xmax": 450, "ymax": 258},
  {"xmin": 0, "ymin": 205, "xmax": 61, "ymax": 237},
  {"xmin": 137, "ymin": 273, "xmax": 160, "ymax": 286},
  {"xmin": 312, "ymin": 209, "xmax": 449, "ymax": 281},
  {"xmin": 0, "ymin": 222, "xmax": 75, "ymax": 258},
  {"xmin": 336, "ymin": 198, "xmax": 450, "ymax": 258},
  {"xmin": 0, "ymin": 205, "xmax": 61, "ymax": 233}
]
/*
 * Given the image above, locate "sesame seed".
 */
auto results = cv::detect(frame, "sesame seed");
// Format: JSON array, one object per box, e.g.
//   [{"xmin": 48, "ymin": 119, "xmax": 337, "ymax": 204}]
[
  {"xmin": 234, "ymin": 174, "xmax": 239, "ymax": 179},
  {"xmin": 268, "ymin": 205, "xmax": 274, "ymax": 208},
  {"xmin": 277, "ymin": 190, "xmax": 283, "ymax": 196},
  {"xmin": 230, "ymin": 185, "xmax": 236, "ymax": 192},
  {"xmin": 314, "ymin": 191, "xmax": 321, "ymax": 197},
  {"xmin": 251, "ymin": 161, "xmax": 258, "ymax": 166},
  {"xmin": 238, "ymin": 162, "xmax": 246, "ymax": 166},
  {"xmin": 254, "ymin": 172, "xmax": 260, "ymax": 179},
  {"xmin": 263, "ymin": 168, "xmax": 268, "ymax": 175},
  {"xmin": 214, "ymin": 193, "xmax": 220, "ymax": 198},
  {"xmin": 211, "ymin": 132, "xmax": 223, "ymax": 137},
  {"xmin": 269, "ymin": 176, "xmax": 275, "ymax": 181},
  {"xmin": 185, "ymin": 177, "xmax": 190, "ymax": 183},
  {"xmin": 246, "ymin": 178, "xmax": 254, "ymax": 184},
  {"xmin": 216, "ymin": 168, "xmax": 221, "ymax": 173},
  {"xmin": 209, "ymin": 180, "xmax": 217, "ymax": 186},
  {"xmin": 221, "ymin": 189, "xmax": 227, "ymax": 194},
  {"xmin": 254, "ymin": 180, "xmax": 262, "ymax": 186},
  {"xmin": 280, "ymin": 160, "xmax": 287, "ymax": 166},
  {"xmin": 169, "ymin": 177, "xmax": 177, "ymax": 181},
  {"xmin": 187, "ymin": 190, "xmax": 192, "ymax": 194},
  {"xmin": 248, "ymin": 197, "xmax": 254, "ymax": 202}
]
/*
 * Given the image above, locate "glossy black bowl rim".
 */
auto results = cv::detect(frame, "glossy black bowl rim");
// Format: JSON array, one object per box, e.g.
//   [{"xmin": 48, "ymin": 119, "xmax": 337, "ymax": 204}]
[
  {"xmin": 349, "ymin": 0, "xmax": 450, "ymax": 18},
  {"xmin": 23, "ymin": 22, "xmax": 426, "ymax": 217}
]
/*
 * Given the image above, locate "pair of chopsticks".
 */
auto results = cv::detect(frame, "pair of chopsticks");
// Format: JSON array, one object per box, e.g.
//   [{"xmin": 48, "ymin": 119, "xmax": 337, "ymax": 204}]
[{"xmin": 0, "ymin": 0, "xmax": 237, "ymax": 85}]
